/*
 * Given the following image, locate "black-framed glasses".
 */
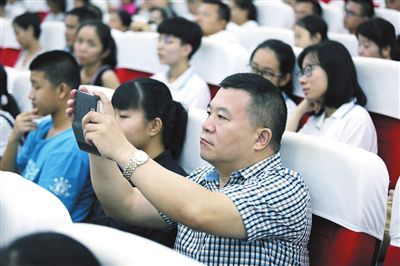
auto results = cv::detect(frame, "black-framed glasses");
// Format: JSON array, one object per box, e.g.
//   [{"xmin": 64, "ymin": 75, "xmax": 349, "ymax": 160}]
[
  {"xmin": 249, "ymin": 62, "xmax": 283, "ymax": 79},
  {"xmin": 299, "ymin": 64, "xmax": 319, "ymax": 78}
]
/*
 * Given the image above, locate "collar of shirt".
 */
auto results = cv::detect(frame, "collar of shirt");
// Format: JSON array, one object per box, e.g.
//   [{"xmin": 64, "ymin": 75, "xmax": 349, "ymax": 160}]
[
  {"xmin": 166, "ymin": 66, "xmax": 195, "ymax": 91},
  {"xmin": 203, "ymin": 153, "xmax": 282, "ymax": 184},
  {"xmin": 316, "ymin": 99, "xmax": 357, "ymax": 129}
]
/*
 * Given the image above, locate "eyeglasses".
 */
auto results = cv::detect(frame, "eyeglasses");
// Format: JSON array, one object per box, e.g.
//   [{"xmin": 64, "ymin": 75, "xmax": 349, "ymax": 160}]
[
  {"xmin": 344, "ymin": 8, "xmax": 363, "ymax": 17},
  {"xmin": 299, "ymin": 64, "xmax": 319, "ymax": 78},
  {"xmin": 249, "ymin": 63, "xmax": 283, "ymax": 79}
]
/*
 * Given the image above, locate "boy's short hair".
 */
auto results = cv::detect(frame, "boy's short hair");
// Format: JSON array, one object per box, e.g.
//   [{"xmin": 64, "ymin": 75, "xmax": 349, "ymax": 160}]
[
  {"xmin": 157, "ymin": 17, "xmax": 202, "ymax": 59},
  {"xmin": 29, "ymin": 50, "xmax": 80, "ymax": 90}
]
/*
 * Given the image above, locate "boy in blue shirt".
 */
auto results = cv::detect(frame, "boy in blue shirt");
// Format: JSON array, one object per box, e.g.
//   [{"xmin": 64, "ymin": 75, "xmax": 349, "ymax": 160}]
[{"xmin": 1, "ymin": 51, "xmax": 94, "ymax": 222}]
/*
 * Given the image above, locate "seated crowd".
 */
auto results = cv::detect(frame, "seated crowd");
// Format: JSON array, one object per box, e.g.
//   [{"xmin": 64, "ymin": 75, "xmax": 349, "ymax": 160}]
[{"xmin": 0, "ymin": 0, "xmax": 399, "ymax": 265}]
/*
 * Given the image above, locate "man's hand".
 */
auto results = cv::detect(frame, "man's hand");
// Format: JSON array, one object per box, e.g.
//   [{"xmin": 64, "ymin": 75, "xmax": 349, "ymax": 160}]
[{"xmin": 10, "ymin": 108, "xmax": 41, "ymax": 143}]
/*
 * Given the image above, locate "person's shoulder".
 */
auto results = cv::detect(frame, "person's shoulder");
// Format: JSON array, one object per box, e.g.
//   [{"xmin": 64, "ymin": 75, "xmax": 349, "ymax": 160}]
[{"xmin": 187, "ymin": 166, "xmax": 214, "ymax": 182}]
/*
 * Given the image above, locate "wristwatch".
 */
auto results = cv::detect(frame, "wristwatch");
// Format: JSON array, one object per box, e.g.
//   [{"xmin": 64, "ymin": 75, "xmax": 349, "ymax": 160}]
[{"xmin": 122, "ymin": 150, "xmax": 149, "ymax": 181}]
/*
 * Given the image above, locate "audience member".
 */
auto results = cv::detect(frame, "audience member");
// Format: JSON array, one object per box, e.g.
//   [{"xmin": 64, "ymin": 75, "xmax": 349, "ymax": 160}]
[
  {"xmin": 249, "ymin": 39, "xmax": 297, "ymax": 117},
  {"xmin": 227, "ymin": 0, "xmax": 258, "ymax": 30},
  {"xmin": 73, "ymin": 0, "xmax": 103, "ymax": 18},
  {"xmin": 74, "ymin": 21, "xmax": 120, "ymax": 89},
  {"xmin": 0, "ymin": 232, "xmax": 100, "ymax": 266},
  {"xmin": 0, "ymin": 0, "xmax": 6, "ymax": 17},
  {"xmin": 67, "ymin": 72, "xmax": 312, "ymax": 265},
  {"xmin": 88, "ymin": 78, "xmax": 188, "ymax": 248},
  {"xmin": 356, "ymin": 17, "xmax": 400, "ymax": 61},
  {"xmin": 109, "ymin": 0, "xmax": 137, "ymax": 16},
  {"xmin": 343, "ymin": 0, "xmax": 374, "ymax": 34},
  {"xmin": 152, "ymin": 17, "xmax": 210, "ymax": 109},
  {"xmin": 294, "ymin": 15, "xmax": 328, "ymax": 48},
  {"xmin": 64, "ymin": 7, "xmax": 100, "ymax": 54},
  {"xmin": 135, "ymin": 0, "xmax": 176, "ymax": 21},
  {"xmin": 196, "ymin": 0, "xmax": 239, "ymax": 43},
  {"xmin": 0, "ymin": 51, "xmax": 95, "ymax": 222},
  {"xmin": 187, "ymin": 0, "xmax": 203, "ymax": 17},
  {"xmin": 385, "ymin": 0, "xmax": 400, "ymax": 11},
  {"xmin": 108, "ymin": 10, "xmax": 131, "ymax": 32},
  {"xmin": 286, "ymin": 41, "xmax": 377, "ymax": 153},
  {"xmin": 44, "ymin": 0, "xmax": 66, "ymax": 22},
  {"xmin": 294, "ymin": 0, "xmax": 323, "ymax": 20},
  {"xmin": 131, "ymin": 6, "xmax": 172, "ymax": 32},
  {"xmin": 0, "ymin": 65, "xmax": 20, "ymax": 159},
  {"xmin": 12, "ymin": 12, "xmax": 44, "ymax": 70}
]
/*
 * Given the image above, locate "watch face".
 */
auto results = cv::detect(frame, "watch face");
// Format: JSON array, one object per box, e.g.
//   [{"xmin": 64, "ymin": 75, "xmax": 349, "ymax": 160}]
[{"xmin": 135, "ymin": 150, "xmax": 149, "ymax": 164}]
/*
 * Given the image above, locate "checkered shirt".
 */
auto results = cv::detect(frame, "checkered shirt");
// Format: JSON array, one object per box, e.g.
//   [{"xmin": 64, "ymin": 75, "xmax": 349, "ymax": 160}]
[{"xmin": 160, "ymin": 153, "xmax": 312, "ymax": 265}]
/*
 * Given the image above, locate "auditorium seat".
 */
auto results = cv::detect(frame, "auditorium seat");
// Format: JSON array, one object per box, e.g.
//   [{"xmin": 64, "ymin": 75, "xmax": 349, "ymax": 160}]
[
  {"xmin": 55, "ymin": 223, "xmax": 202, "ymax": 265},
  {"xmin": 255, "ymin": 1, "xmax": 295, "ymax": 29},
  {"xmin": 11, "ymin": 70, "xmax": 32, "ymax": 112},
  {"xmin": 353, "ymin": 57, "xmax": 400, "ymax": 189},
  {"xmin": 0, "ymin": 17, "xmax": 21, "ymax": 67},
  {"xmin": 384, "ymin": 180, "xmax": 400, "ymax": 266},
  {"xmin": 375, "ymin": 8, "xmax": 400, "ymax": 35},
  {"xmin": 0, "ymin": 171, "xmax": 72, "ymax": 248},
  {"xmin": 4, "ymin": 66, "xmax": 18, "ymax": 94},
  {"xmin": 281, "ymin": 131, "xmax": 389, "ymax": 266},
  {"xmin": 39, "ymin": 20, "xmax": 66, "ymax": 51},
  {"xmin": 327, "ymin": 32, "xmax": 358, "ymax": 56},
  {"xmin": 321, "ymin": 2, "xmax": 347, "ymax": 33},
  {"xmin": 179, "ymin": 107, "xmax": 210, "ymax": 174},
  {"xmin": 229, "ymin": 26, "xmax": 295, "ymax": 51},
  {"xmin": 115, "ymin": 31, "xmax": 166, "ymax": 81}
]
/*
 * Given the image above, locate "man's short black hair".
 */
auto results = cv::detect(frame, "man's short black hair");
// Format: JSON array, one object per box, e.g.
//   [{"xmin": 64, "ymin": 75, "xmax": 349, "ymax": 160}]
[
  {"xmin": 297, "ymin": 0, "xmax": 323, "ymax": 16},
  {"xmin": 346, "ymin": 0, "xmax": 375, "ymax": 18},
  {"xmin": 29, "ymin": 50, "xmax": 80, "ymax": 90},
  {"xmin": 203, "ymin": 0, "xmax": 231, "ymax": 22},
  {"xmin": 66, "ymin": 6, "xmax": 101, "ymax": 23},
  {"xmin": 219, "ymin": 73, "xmax": 287, "ymax": 152},
  {"xmin": 157, "ymin": 17, "xmax": 202, "ymax": 59}
]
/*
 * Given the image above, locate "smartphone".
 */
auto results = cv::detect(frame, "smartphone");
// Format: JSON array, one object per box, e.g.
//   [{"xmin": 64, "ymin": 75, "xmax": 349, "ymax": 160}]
[{"xmin": 72, "ymin": 90, "xmax": 101, "ymax": 155}]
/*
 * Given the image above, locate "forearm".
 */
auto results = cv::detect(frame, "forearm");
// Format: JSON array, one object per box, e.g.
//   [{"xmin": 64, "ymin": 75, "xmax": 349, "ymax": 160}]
[
  {"xmin": 0, "ymin": 139, "xmax": 20, "ymax": 172},
  {"xmin": 286, "ymin": 108, "xmax": 305, "ymax": 131}
]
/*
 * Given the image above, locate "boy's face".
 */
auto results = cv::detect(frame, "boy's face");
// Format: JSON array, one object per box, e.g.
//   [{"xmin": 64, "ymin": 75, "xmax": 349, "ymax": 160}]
[
  {"xmin": 157, "ymin": 34, "xmax": 189, "ymax": 65},
  {"xmin": 29, "ymin": 71, "xmax": 60, "ymax": 116}
]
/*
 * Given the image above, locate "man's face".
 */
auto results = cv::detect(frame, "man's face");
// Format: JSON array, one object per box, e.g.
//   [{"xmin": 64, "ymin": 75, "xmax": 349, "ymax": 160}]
[
  {"xmin": 294, "ymin": 2, "xmax": 314, "ymax": 20},
  {"xmin": 29, "ymin": 71, "xmax": 60, "ymax": 116},
  {"xmin": 200, "ymin": 88, "xmax": 259, "ymax": 169},
  {"xmin": 65, "ymin": 14, "xmax": 80, "ymax": 48},
  {"xmin": 343, "ymin": 1, "xmax": 368, "ymax": 33},
  {"xmin": 196, "ymin": 3, "xmax": 226, "ymax": 36}
]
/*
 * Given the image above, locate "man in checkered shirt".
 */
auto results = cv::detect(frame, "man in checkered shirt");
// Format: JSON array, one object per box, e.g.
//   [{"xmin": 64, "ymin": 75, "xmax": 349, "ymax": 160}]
[{"xmin": 79, "ymin": 73, "xmax": 312, "ymax": 265}]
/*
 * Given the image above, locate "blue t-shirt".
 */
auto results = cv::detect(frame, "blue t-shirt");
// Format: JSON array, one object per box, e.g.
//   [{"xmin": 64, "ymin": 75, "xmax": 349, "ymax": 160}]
[{"xmin": 17, "ymin": 118, "xmax": 94, "ymax": 222}]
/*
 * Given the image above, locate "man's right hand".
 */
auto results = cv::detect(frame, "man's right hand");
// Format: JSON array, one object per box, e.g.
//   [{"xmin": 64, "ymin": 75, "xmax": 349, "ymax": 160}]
[{"xmin": 10, "ymin": 108, "xmax": 41, "ymax": 143}]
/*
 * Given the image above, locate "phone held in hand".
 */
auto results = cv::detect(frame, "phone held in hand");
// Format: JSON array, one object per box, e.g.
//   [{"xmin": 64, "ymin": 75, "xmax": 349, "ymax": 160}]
[{"xmin": 72, "ymin": 90, "xmax": 101, "ymax": 155}]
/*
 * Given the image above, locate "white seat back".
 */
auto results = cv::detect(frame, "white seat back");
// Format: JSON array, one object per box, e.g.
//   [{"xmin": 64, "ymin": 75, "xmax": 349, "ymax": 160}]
[
  {"xmin": 280, "ymin": 131, "xmax": 389, "ymax": 240},
  {"xmin": 11, "ymin": 70, "xmax": 31, "ymax": 112},
  {"xmin": 0, "ymin": 171, "xmax": 72, "ymax": 248},
  {"xmin": 179, "ymin": 108, "xmax": 210, "ymax": 174},
  {"xmin": 255, "ymin": 1, "xmax": 295, "ymax": 29},
  {"xmin": 0, "ymin": 17, "xmax": 19, "ymax": 49},
  {"xmin": 55, "ymin": 223, "xmax": 203, "ymax": 266},
  {"xmin": 328, "ymin": 32, "xmax": 358, "ymax": 56},
  {"xmin": 4, "ymin": 66, "xmax": 18, "ymax": 94},
  {"xmin": 39, "ymin": 21, "xmax": 66, "ymax": 51},
  {"xmin": 375, "ymin": 8, "xmax": 400, "ymax": 35},
  {"xmin": 191, "ymin": 38, "xmax": 248, "ymax": 85},
  {"xmin": 321, "ymin": 3, "xmax": 346, "ymax": 33},
  {"xmin": 230, "ymin": 26, "xmax": 294, "ymax": 51},
  {"xmin": 353, "ymin": 57, "xmax": 400, "ymax": 119},
  {"xmin": 390, "ymin": 179, "xmax": 400, "ymax": 247},
  {"xmin": 116, "ymin": 31, "xmax": 167, "ymax": 73},
  {"xmin": 79, "ymin": 85, "xmax": 115, "ymax": 100}
]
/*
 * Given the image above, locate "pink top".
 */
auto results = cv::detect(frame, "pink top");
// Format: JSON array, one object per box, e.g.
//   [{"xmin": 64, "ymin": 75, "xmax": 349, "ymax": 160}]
[{"xmin": 121, "ymin": 3, "xmax": 137, "ymax": 15}]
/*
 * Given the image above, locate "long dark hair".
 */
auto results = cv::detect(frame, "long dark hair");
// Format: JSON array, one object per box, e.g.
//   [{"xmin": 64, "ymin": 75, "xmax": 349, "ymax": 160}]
[
  {"xmin": 111, "ymin": 78, "xmax": 188, "ymax": 159},
  {"xmin": 77, "ymin": 20, "xmax": 117, "ymax": 68},
  {"xmin": 298, "ymin": 40, "xmax": 367, "ymax": 108},
  {"xmin": 250, "ymin": 39, "xmax": 296, "ymax": 100},
  {"xmin": 0, "ymin": 65, "xmax": 20, "ymax": 118}
]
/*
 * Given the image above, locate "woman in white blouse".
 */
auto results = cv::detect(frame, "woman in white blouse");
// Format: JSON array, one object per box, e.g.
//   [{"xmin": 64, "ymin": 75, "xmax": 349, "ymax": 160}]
[{"xmin": 286, "ymin": 40, "xmax": 377, "ymax": 153}]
